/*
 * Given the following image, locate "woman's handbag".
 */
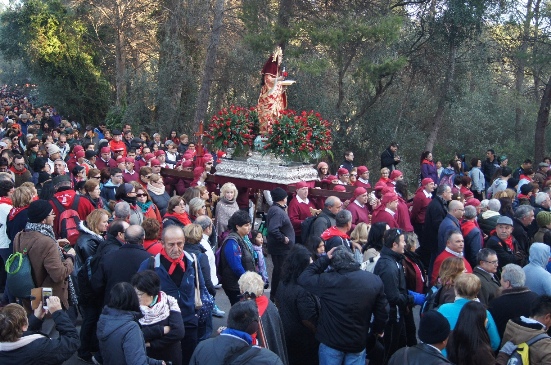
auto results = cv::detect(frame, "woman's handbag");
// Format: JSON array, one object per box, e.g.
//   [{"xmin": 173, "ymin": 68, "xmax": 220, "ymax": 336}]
[{"xmin": 192, "ymin": 254, "xmax": 214, "ymax": 324}]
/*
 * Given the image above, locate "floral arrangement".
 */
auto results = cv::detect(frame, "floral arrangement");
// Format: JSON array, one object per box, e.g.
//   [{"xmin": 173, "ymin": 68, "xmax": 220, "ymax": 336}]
[
  {"xmin": 263, "ymin": 109, "xmax": 333, "ymax": 162},
  {"xmin": 206, "ymin": 106, "xmax": 257, "ymax": 156}
]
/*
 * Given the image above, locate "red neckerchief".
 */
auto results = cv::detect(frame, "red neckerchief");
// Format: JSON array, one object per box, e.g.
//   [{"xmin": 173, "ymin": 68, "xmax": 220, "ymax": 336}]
[
  {"xmin": 517, "ymin": 194, "xmax": 530, "ymax": 200},
  {"xmin": 9, "ymin": 166, "xmax": 27, "ymax": 175},
  {"xmin": 8, "ymin": 206, "xmax": 27, "ymax": 221},
  {"xmin": 320, "ymin": 226, "xmax": 349, "ymax": 241},
  {"xmin": 164, "ymin": 212, "xmax": 191, "ymax": 226},
  {"xmin": 160, "ymin": 247, "xmax": 185, "ymax": 275},
  {"xmin": 519, "ymin": 175, "xmax": 532, "ymax": 182},
  {"xmin": 461, "ymin": 220, "xmax": 477, "ymax": 237},
  {"xmin": 422, "ymin": 159, "xmax": 434, "ymax": 166},
  {"xmin": 490, "ymin": 230, "xmax": 514, "ymax": 251},
  {"xmin": 0, "ymin": 196, "xmax": 12, "ymax": 205}
]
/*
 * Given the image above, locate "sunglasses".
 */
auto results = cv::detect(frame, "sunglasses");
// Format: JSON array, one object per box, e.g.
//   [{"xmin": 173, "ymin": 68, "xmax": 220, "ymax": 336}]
[{"xmin": 136, "ymin": 193, "xmax": 147, "ymax": 197}]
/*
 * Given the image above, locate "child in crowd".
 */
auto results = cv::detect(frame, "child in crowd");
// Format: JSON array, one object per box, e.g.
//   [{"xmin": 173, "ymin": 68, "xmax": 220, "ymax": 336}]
[{"xmin": 251, "ymin": 230, "xmax": 269, "ymax": 288}]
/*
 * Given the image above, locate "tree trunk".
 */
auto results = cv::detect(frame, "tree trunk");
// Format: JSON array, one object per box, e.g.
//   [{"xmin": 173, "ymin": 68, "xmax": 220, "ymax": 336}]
[
  {"xmin": 514, "ymin": 0, "xmax": 534, "ymax": 140},
  {"xmin": 534, "ymin": 76, "xmax": 551, "ymax": 163},
  {"xmin": 114, "ymin": 4, "xmax": 126, "ymax": 106},
  {"xmin": 193, "ymin": 0, "xmax": 225, "ymax": 130},
  {"xmin": 425, "ymin": 43, "xmax": 457, "ymax": 152},
  {"xmin": 277, "ymin": 0, "xmax": 293, "ymax": 51}
]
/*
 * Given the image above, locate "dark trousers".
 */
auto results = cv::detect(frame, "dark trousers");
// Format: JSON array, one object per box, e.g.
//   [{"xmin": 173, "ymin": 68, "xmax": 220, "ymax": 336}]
[
  {"xmin": 382, "ymin": 314, "xmax": 406, "ymax": 365},
  {"xmin": 78, "ymin": 304, "xmax": 102, "ymax": 358},
  {"xmin": 270, "ymin": 253, "xmax": 287, "ymax": 302},
  {"xmin": 224, "ymin": 288, "xmax": 241, "ymax": 306},
  {"xmin": 181, "ymin": 321, "xmax": 198, "ymax": 365},
  {"xmin": 404, "ymin": 308, "xmax": 417, "ymax": 347}
]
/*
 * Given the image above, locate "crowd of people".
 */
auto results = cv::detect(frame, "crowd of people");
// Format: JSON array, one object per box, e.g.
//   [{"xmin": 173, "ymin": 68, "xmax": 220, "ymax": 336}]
[{"xmin": 1, "ymin": 90, "xmax": 551, "ymax": 365}]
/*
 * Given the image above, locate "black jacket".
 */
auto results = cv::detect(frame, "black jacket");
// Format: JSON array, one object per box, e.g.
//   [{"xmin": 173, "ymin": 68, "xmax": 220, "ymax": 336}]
[
  {"xmin": 91, "ymin": 244, "xmax": 152, "ymax": 305},
  {"xmin": 266, "ymin": 203, "xmax": 295, "ymax": 255},
  {"xmin": 374, "ymin": 246, "xmax": 413, "ymax": 320},
  {"xmin": 423, "ymin": 196, "xmax": 448, "ymax": 254},
  {"xmin": 388, "ymin": 343, "xmax": 451, "ymax": 365},
  {"xmin": 190, "ymin": 332, "xmax": 284, "ymax": 365},
  {"xmin": 481, "ymin": 158, "xmax": 499, "ymax": 185},
  {"xmin": 75, "ymin": 222, "xmax": 104, "ymax": 273},
  {"xmin": 473, "ymin": 266, "xmax": 500, "ymax": 306},
  {"xmin": 488, "ymin": 286, "xmax": 540, "ymax": 338},
  {"xmin": 311, "ymin": 209, "xmax": 336, "ymax": 240},
  {"xmin": 381, "ymin": 147, "xmax": 400, "ymax": 170},
  {"xmin": 184, "ymin": 242, "xmax": 215, "ymax": 297},
  {"xmin": 512, "ymin": 217, "xmax": 531, "ymax": 257},
  {"xmin": 0, "ymin": 310, "xmax": 80, "ymax": 365},
  {"xmin": 298, "ymin": 255, "xmax": 389, "ymax": 353},
  {"xmin": 485, "ymin": 234, "xmax": 523, "ymax": 274}
]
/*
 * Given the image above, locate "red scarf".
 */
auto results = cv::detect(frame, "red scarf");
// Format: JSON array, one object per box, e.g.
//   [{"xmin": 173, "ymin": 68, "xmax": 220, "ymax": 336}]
[
  {"xmin": 0, "ymin": 196, "xmax": 12, "ymax": 205},
  {"xmin": 490, "ymin": 230, "xmax": 514, "ymax": 251},
  {"xmin": 320, "ymin": 226, "xmax": 349, "ymax": 241},
  {"xmin": 422, "ymin": 159, "xmax": 434, "ymax": 166},
  {"xmin": 517, "ymin": 194, "xmax": 530, "ymax": 200},
  {"xmin": 160, "ymin": 247, "xmax": 185, "ymax": 275},
  {"xmin": 164, "ymin": 211, "xmax": 191, "ymax": 226},
  {"xmin": 8, "ymin": 206, "xmax": 28, "ymax": 221},
  {"xmin": 519, "ymin": 174, "xmax": 532, "ymax": 182}
]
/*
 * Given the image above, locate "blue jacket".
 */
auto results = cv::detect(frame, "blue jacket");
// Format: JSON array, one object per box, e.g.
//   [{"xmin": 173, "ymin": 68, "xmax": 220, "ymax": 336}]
[
  {"xmin": 139, "ymin": 252, "xmax": 205, "ymax": 325},
  {"xmin": 100, "ymin": 180, "xmax": 119, "ymax": 202},
  {"xmin": 523, "ymin": 242, "xmax": 551, "ymax": 296},
  {"xmin": 96, "ymin": 307, "xmax": 162, "ymax": 365},
  {"xmin": 437, "ymin": 214, "xmax": 461, "ymax": 254},
  {"xmin": 438, "ymin": 298, "xmax": 500, "ymax": 351}
]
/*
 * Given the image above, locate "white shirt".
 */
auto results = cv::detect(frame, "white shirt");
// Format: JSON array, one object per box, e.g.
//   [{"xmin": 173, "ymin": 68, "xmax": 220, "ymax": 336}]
[
  {"xmin": 296, "ymin": 195, "xmax": 310, "ymax": 205},
  {"xmin": 200, "ymin": 234, "xmax": 218, "ymax": 286}
]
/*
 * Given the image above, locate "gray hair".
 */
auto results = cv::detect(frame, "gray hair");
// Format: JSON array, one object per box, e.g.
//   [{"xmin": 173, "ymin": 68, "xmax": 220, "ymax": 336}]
[
  {"xmin": 464, "ymin": 205, "xmax": 477, "ymax": 220},
  {"xmin": 437, "ymin": 184, "xmax": 451, "ymax": 196},
  {"xmin": 487, "ymin": 199, "xmax": 501, "ymax": 212},
  {"xmin": 124, "ymin": 225, "xmax": 145, "ymax": 245},
  {"xmin": 114, "ymin": 201, "xmax": 131, "ymax": 220},
  {"xmin": 535, "ymin": 192, "xmax": 550, "ymax": 206},
  {"xmin": 331, "ymin": 246, "xmax": 360, "ymax": 271},
  {"xmin": 480, "ymin": 199, "xmax": 489, "ymax": 210},
  {"xmin": 448, "ymin": 200, "xmax": 463, "ymax": 212},
  {"xmin": 188, "ymin": 197, "xmax": 205, "ymax": 216},
  {"xmin": 514, "ymin": 205, "xmax": 534, "ymax": 220},
  {"xmin": 335, "ymin": 209, "xmax": 352, "ymax": 227},
  {"xmin": 195, "ymin": 215, "xmax": 212, "ymax": 231},
  {"xmin": 476, "ymin": 248, "xmax": 496, "ymax": 265},
  {"xmin": 501, "ymin": 264, "xmax": 526, "ymax": 287},
  {"xmin": 238, "ymin": 271, "xmax": 265, "ymax": 297},
  {"xmin": 162, "ymin": 225, "xmax": 184, "ymax": 242},
  {"xmin": 325, "ymin": 196, "xmax": 340, "ymax": 209}
]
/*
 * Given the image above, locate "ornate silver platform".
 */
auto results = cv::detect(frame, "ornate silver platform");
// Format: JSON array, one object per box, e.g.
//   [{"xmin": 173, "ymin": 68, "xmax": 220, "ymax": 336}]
[{"xmin": 215, "ymin": 151, "xmax": 318, "ymax": 185}]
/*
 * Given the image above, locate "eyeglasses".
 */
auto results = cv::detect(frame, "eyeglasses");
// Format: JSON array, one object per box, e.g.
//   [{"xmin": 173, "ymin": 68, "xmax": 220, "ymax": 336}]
[
  {"xmin": 58, "ymin": 141, "xmax": 66, "ymax": 144},
  {"xmin": 136, "ymin": 193, "xmax": 147, "ymax": 197},
  {"xmin": 484, "ymin": 260, "xmax": 499, "ymax": 265},
  {"xmin": 92, "ymin": 176, "xmax": 101, "ymax": 179},
  {"xmin": 145, "ymin": 175, "xmax": 152, "ymax": 179},
  {"xmin": 350, "ymin": 174, "xmax": 357, "ymax": 177}
]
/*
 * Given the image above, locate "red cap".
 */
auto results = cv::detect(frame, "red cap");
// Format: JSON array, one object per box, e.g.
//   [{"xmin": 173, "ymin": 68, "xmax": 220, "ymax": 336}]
[
  {"xmin": 421, "ymin": 178, "xmax": 434, "ymax": 186},
  {"xmin": 181, "ymin": 160, "xmax": 194, "ymax": 168},
  {"xmin": 116, "ymin": 155, "xmax": 124, "ymax": 162},
  {"xmin": 390, "ymin": 170, "xmax": 402, "ymax": 179},
  {"xmin": 75, "ymin": 150, "xmax": 85, "ymax": 159},
  {"xmin": 463, "ymin": 190, "xmax": 474, "ymax": 199},
  {"xmin": 381, "ymin": 193, "xmax": 398, "ymax": 205},
  {"xmin": 295, "ymin": 181, "xmax": 308, "ymax": 189},
  {"xmin": 317, "ymin": 161, "xmax": 329, "ymax": 170},
  {"xmin": 357, "ymin": 166, "xmax": 368, "ymax": 174},
  {"xmin": 353, "ymin": 187, "xmax": 367, "ymax": 198},
  {"xmin": 73, "ymin": 145, "xmax": 84, "ymax": 152},
  {"xmin": 155, "ymin": 150, "xmax": 165, "ymax": 157},
  {"xmin": 125, "ymin": 158, "xmax": 135, "ymax": 164},
  {"xmin": 466, "ymin": 198, "xmax": 481, "ymax": 207},
  {"xmin": 113, "ymin": 146, "xmax": 125, "ymax": 152},
  {"xmin": 374, "ymin": 182, "xmax": 387, "ymax": 191},
  {"xmin": 144, "ymin": 153, "xmax": 155, "ymax": 161},
  {"xmin": 193, "ymin": 166, "xmax": 205, "ymax": 178},
  {"xmin": 327, "ymin": 175, "xmax": 337, "ymax": 181},
  {"xmin": 100, "ymin": 147, "xmax": 111, "ymax": 154},
  {"xmin": 337, "ymin": 168, "xmax": 349, "ymax": 176},
  {"xmin": 151, "ymin": 159, "xmax": 161, "ymax": 166},
  {"xmin": 333, "ymin": 185, "xmax": 346, "ymax": 192}
]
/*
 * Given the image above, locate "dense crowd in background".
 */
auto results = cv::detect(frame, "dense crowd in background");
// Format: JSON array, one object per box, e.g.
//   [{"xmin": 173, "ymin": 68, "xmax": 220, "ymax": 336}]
[{"xmin": 1, "ymin": 89, "xmax": 551, "ymax": 365}]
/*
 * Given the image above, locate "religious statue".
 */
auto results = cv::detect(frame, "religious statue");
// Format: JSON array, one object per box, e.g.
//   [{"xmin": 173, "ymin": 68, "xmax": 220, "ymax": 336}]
[{"xmin": 256, "ymin": 46, "xmax": 293, "ymax": 135}]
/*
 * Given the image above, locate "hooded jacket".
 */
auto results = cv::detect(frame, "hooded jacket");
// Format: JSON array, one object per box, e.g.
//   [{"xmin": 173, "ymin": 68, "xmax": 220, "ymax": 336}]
[
  {"xmin": 96, "ymin": 307, "xmax": 163, "ymax": 365},
  {"xmin": 523, "ymin": 242, "xmax": 551, "ymax": 295},
  {"xmin": 100, "ymin": 180, "xmax": 120, "ymax": 202},
  {"xmin": 0, "ymin": 310, "xmax": 80, "ymax": 365},
  {"xmin": 478, "ymin": 210, "xmax": 501, "ymax": 236},
  {"xmin": 50, "ymin": 189, "xmax": 94, "ymax": 232},
  {"xmin": 496, "ymin": 318, "xmax": 551, "ymax": 365}
]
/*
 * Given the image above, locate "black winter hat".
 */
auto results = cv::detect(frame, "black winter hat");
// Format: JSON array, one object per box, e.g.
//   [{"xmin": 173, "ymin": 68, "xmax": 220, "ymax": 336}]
[
  {"xmin": 418, "ymin": 310, "xmax": 450, "ymax": 344},
  {"xmin": 270, "ymin": 187, "xmax": 287, "ymax": 203},
  {"xmin": 28, "ymin": 199, "xmax": 53, "ymax": 223}
]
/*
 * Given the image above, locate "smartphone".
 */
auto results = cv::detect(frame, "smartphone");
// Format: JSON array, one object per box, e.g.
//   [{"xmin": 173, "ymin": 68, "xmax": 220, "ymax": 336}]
[
  {"xmin": 63, "ymin": 244, "xmax": 71, "ymax": 252},
  {"xmin": 42, "ymin": 287, "xmax": 53, "ymax": 310}
]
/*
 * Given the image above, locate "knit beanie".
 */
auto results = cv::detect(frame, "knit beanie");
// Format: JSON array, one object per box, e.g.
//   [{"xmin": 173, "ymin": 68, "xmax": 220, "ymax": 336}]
[
  {"xmin": 270, "ymin": 187, "xmax": 287, "ymax": 203},
  {"xmin": 520, "ymin": 183, "xmax": 533, "ymax": 196},
  {"xmin": 537, "ymin": 211, "xmax": 551, "ymax": 228},
  {"xmin": 28, "ymin": 200, "xmax": 52, "ymax": 223},
  {"xmin": 418, "ymin": 310, "xmax": 450, "ymax": 344}
]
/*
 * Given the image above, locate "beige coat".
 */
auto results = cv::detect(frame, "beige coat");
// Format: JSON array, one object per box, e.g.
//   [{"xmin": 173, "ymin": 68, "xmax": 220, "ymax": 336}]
[{"xmin": 496, "ymin": 319, "xmax": 551, "ymax": 365}]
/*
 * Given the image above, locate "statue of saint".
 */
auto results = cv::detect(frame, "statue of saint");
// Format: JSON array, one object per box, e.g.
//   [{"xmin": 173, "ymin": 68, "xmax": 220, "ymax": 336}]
[{"xmin": 257, "ymin": 46, "xmax": 288, "ymax": 135}]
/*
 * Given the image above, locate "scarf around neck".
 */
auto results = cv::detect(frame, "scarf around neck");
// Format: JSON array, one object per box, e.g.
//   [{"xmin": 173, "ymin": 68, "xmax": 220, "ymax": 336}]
[
  {"xmin": 160, "ymin": 247, "xmax": 185, "ymax": 275},
  {"xmin": 147, "ymin": 182, "xmax": 165, "ymax": 196},
  {"xmin": 136, "ymin": 200, "xmax": 152, "ymax": 213},
  {"xmin": 138, "ymin": 291, "xmax": 180, "ymax": 326}
]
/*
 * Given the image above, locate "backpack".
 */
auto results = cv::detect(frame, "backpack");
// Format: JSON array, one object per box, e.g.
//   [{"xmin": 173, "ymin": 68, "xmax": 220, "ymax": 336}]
[
  {"xmin": 504, "ymin": 333, "xmax": 550, "ymax": 365},
  {"xmin": 5, "ymin": 247, "xmax": 35, "ymax": 298},
  {"xmin": 301, "ymin": 214, "xmax": 331, "ymax": 246},
  {"xmin": 438, "ymin": 171, "xmax": 455, "ymax": 188},
  {"xmin": 420, "ymin": 285, "xmax": 443, "ymax": 314},
  {"xmin": 51, "ymin": 196, "xmax": 81, "ymax": 245}
]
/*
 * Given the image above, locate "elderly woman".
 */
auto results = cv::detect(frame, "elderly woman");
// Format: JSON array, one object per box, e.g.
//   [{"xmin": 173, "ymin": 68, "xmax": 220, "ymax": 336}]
[
  {"xmin": 218, "ymin": 210, "xmax": 257, "ymax": 305},
  {"xmin": 188, "ymin": 197, "xmax": 206, "ymax": 222},
  {"xmin": 7, "ymin": 185, "xmax": 33, "ymax": 244},
  {"xmin": 12, "ymin": 200, "xmax": 76, "ymax": 309},
  {"xmin": 275, "ymin": 245, "xmax": 319, "ymax": 365},
  {"xmin": 239, "ymin": 271, "xmax": 289, "ymax": 365},
  {"xmin": 131, "ymin": 181, "xmax": 162, "ymax": 224},
  {"xmin": 215, "ymin": 182, "xmax": 239, "ymax": 238},
  {"xmin": 115, "ymin": 183, "xmax": 143, "ymax": 225},
  {"xmin": 147, "ymin": 174, "xmax": 170, "ymax": 216},
  {"xmin": 138, "ymin": 225, "xmax": 208, "ymax": 365},
  {"xmin": 162, "ymin": 195, "xmax": 191, "ymax": 229},
  {"xmin": 131, "ymin": 271, "xmax": 185, "ymax": 365},
  {"xmin": 0, "ymin": 297, "xmax": 79, "ymax": 364},
  {"xmin": 142, "ymin": 218, "xmax": 162, "ymax": 255},
  {"xmin": 437, "ymin": 273, "xmax": 501, "ymax": 351},
  {"xmin": 97, "ymin": 282, "xmax": 165, "ymax": 365},
  {"xmin": 82, "ymin": 179, "xmax": 106, "ymax": 210},
  {"xmin": 75, "ymin": 208, "xmax": 110, "ymax": 363}
]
